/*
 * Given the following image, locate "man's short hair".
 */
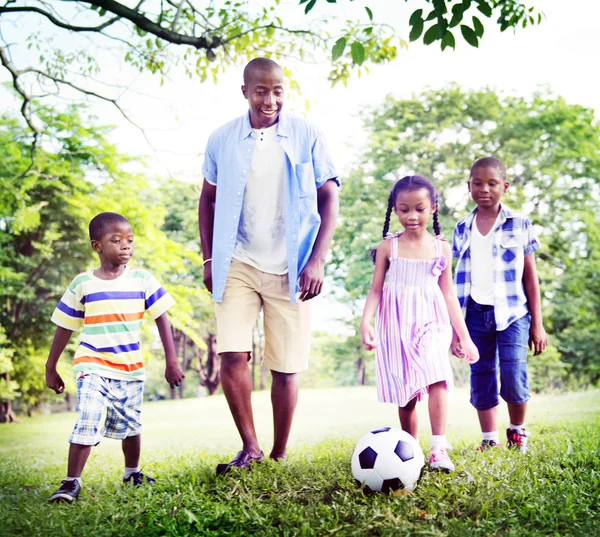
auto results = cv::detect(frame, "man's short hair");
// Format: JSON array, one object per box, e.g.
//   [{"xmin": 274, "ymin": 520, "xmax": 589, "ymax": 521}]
[
  {"xmin": 470, "ymin": 157, "xmax": 507, "ymax": 180},
  {"xmin": 89, "ymin": 212, "xmax": 130, "ymax": 241},
  {"xmin": 243, "ymin": 57, "xmax": 283, "ymax": 85}
]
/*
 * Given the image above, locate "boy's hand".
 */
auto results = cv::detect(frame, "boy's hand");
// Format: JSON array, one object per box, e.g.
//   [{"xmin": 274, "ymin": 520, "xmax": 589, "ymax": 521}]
[
  {"xmin": 529, "ymin": 324, "xmax": 548, "ymax": 355},
  {"xmin": 450, "ymin": 330, "xmax": 463, "ymax": 358},
  {"xmin": 46, "ymin": 367, "xmax": 65, "ymax": 394},
  {"xmin": 165, "ymin": 363, "xmax": 185, "ymax": 390},
  {"xmin": 459, "ymin": 338, "xmax": 479, "ymax": 365},
  {"xmin": 361, "ymin": 324, "xmax": 377, "ymax": 351}
]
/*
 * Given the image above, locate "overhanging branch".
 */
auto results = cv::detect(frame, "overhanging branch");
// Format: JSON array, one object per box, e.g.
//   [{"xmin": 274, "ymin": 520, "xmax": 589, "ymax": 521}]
[{"xmin": 0, "ymin": 6, "xmax": 120, "ymax": 32}]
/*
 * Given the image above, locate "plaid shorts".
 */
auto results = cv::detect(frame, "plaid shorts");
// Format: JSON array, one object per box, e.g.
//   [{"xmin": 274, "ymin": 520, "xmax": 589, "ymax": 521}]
[{"xmin": 69, "ymin": 373, "xmax": 144, "ymax": 446}]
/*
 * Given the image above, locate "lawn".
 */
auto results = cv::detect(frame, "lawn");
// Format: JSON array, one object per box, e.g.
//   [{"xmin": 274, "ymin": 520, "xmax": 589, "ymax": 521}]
[{"xmin": 1, "ymin": 387, "xmax": 599, "ymax": 536}]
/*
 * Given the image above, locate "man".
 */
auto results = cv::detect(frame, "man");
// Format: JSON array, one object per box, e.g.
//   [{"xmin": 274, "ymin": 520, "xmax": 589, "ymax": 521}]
[{"xmin": 198, "ymin": 57, "xmax": 339, "ymax": 473}]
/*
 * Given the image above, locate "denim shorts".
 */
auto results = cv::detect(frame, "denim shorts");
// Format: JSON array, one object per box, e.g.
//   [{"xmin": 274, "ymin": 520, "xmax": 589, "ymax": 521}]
[
  {"xmin": 69, "ymin": 374, "xmax": 144, "ymax": 446},
  {"xmin": 466, "ymin": 298, "xmax": 531, "ymax": 410}
]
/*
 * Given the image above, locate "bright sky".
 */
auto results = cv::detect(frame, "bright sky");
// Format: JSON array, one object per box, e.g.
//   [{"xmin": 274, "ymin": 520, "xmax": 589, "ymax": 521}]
[
  {"xmin": 2, "ymin": 0, "xmax": 599, "ymax": 330},
  {"xmin": 95, "ymin": 0, "xmax": 600, "ymax": 181}
]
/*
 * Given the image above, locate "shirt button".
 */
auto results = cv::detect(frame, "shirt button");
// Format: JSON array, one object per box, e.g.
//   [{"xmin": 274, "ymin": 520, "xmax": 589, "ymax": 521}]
[
  {"xmin": 237, "ymin": 192, "xmax": 241, "ymax": 196},
  {"xmin": 242, "ymin": 170, "xmax": 247, "ymax": 174},
  {"xmin": 230, "ymin": 235, "xmax": 234, "ymax": 239},
  {"xmin": 225, "ymin": 257, "xmax": 230, "ymax": 261}
]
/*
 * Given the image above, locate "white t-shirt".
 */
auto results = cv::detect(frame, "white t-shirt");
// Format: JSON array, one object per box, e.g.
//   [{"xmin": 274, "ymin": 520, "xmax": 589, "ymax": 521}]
[
  {"xmin": 233, "ymin": 123, "xmax": 288, "ymax": 274},
  {"xmin": 470, "ymin": 213, "xmax": 501, "ymax": 306}
]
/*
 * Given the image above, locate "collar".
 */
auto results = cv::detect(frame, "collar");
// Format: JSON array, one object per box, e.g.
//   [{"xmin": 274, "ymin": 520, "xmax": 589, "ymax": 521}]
[
  {"xmin": 465, "ymin": 204, "xmax": 515, "ymax": 229},
  {"xmin": 241, "ymin": 111, "xmax": 289, "ymax": 140}
]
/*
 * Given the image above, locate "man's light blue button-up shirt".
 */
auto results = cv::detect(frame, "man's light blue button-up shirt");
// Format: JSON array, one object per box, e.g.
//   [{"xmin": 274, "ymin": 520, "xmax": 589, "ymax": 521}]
[{"xmin": 202, "ymin": 112, "xmax": 338, "ymax": 303}]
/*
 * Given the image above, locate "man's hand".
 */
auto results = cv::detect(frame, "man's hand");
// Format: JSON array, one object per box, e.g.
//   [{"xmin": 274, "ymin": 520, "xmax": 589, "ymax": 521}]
[
  {"xmin": 299, "ymin": 258, "xmax": 324, "ymax": 301},
  {"xmin": 529, "ymin": 324, "xmax": 548, "ymax": 356},
  {"xmin": 203, "ymin": 261, "xmax": 213, "ymax": 293},
  {"xmin": 46, "ymin": 367, "xmax": 65, "ymax": 394},
  {"xmin": 165, "ymin": 363, "xmax": 185, "ymax": 390}
]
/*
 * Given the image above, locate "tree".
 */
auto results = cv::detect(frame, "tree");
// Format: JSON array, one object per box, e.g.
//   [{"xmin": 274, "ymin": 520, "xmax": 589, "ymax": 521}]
[
  {"xmin": 0, "ymin": 103, "xmax": 216, "ymax": 418},
  {"xmin": 0, "ymin": 0, "xmax": 541, "ymax": 152},
  {"xmin": 330, "ymin": 85, "xmax": 600, "ymax": 388}
]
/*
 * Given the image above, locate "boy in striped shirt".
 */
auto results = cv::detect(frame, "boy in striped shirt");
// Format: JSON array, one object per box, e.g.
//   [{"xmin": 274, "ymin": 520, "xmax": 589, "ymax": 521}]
[{"xmin": 45, "ymin": 212, "xmax": 184, "ymax": 503}]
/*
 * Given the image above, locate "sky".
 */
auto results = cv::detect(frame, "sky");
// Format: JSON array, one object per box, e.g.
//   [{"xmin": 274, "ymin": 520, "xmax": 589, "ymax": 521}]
[
  {"xmin": 1, "ymin": 0, "xmax": 599, "ymax": 330},
  {"xmin": 82, "ymin": 0, "xmax": 600, "ymax": 182}
]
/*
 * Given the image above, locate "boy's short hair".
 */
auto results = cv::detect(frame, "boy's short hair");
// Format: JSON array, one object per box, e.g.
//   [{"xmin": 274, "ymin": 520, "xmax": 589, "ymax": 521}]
[
  {"xmin": 89, "ymin": 212, "xmax": 130, "ymax": 241},
  {"xmin": 470, "ymin": 157, "xmax": 507, "ymax": 180}
]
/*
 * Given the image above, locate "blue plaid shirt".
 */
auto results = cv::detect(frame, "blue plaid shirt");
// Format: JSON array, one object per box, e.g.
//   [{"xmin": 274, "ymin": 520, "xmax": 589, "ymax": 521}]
[
  {"xmin": 452, "ymin": 205, "xmax": 540, "ymax": 331},
  {"xmin": 202, "ymin": 111, "xmax": 338, "ymax": 303}
]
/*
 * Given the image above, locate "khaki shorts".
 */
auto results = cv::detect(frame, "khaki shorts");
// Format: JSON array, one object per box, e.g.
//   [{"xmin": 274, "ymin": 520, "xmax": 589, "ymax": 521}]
[{"xmin": 215, "ymin": 259, "xmax": 311, "ymax": 373}]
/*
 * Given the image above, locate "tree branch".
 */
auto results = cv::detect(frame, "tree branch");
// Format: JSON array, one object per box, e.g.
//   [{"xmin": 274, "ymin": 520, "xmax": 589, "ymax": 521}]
[
  {"xmin": 0, "ymin": 6, "xmax": 120, "ymax": 32},
  {"xmin": 79, "ymin": 0, "xmax": 217, "ymax": 49},
  {"xmin": 21, "ymin": 66, "xmax": 155, "ymax": 148},
  {"xmin": 0, "ymin": 44, "xmax": 40, "ymax": 159}
]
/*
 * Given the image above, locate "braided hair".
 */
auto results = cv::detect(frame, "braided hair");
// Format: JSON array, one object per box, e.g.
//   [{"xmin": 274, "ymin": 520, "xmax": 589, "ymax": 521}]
[{"xmin": 371, "ymin": 175, "xmax": 441, "ymax": 263}]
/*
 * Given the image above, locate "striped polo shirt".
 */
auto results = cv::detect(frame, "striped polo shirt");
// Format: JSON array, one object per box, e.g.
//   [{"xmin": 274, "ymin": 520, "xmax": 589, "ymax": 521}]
[{"xmin": 51, "ymin": 266, "xmax": 175, "ymax": 382}]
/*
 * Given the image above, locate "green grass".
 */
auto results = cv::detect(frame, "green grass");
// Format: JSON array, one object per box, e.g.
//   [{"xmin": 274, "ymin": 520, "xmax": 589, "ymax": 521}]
[{"xmin": 1, "ymin": 387, "xmax": 600, "ymax": 536}]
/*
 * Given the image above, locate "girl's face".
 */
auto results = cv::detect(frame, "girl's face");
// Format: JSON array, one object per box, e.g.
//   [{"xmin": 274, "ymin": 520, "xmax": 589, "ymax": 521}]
[{"xmin": 394, "ymin": 188, "xmax": 436, "ymax": 232}]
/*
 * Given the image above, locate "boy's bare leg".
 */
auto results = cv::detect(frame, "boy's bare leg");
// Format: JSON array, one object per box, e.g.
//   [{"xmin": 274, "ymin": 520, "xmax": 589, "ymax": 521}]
[
  {"xmin": 122, "ymin": 435, "xmax": 141, "ymax": 468},
  {"xmin": 428, "ymin": 382, "xmax": 448, "ymax": 436},
  {"xmin": 399, "ymin": 397, "xmax": 418, "ymax": 439},
  {"xmin": 507, "ymin": 402, "xmax": 527, "ymax": 427},
  {"xmin": 477, "ymin": 406, "xmax": 498, "ymax": 432},
  {"xmin": 270, "ymin": 371, "xmax": 299, "ymax": 460},
  {"xmin": 220, "ymin": 351, "xmax": 262, "ymax": 457},
  {"xmin": 67, "ymin": 443, "xmax": 92, "ymax": 477}
]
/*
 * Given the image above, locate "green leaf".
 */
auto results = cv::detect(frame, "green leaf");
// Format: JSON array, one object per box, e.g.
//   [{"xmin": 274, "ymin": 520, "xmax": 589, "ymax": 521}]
[
  {"xmin": 432, "ymin": 0, "xmax": 447, "ymax": 15},
  {"xmin": 135, "ymin": 26, "xmax": 147, "ymax": 37},
  {"xmin": 409, "ymin": 19, "xmax": 424, "ymax": 42},
  {"xmin": 304, "ymin": 0, "xmax": 317, "ymax": 14},
  {"xmin": 423, "ymin": 23, "xmax": 439, "ymax": 45},
  {"xmin": 365, "ymin": 6, "xmax": 373, "ymax": 21},
  {"xmin": 460, "ymin": 24, "xmax": 479, "ymax": 47},
  {"xmin": 409, "ymin": 9, "xmax": 423, "ymax": 26},
  {"xmin": 363, "ymin": 27, "xmax": 373, "ymax": 35},
  {"xmin": 472, "ymin": 16, "xmax": 484, "ymax": 37},
  {"xmin": 476, "ymin": 0, "xmax": 492, "ymax": 17},
  {"xmin": 440, "ymin": 30, "xmax": 455, "ymax": 50},
  {"xmin": 449, "ymin": 4, "xmax": 464, "ymax": 27},
  {"xmin": 350, "ymin": 41, "xmax": 365, "ymax": 66},
  {"xmin": 332, "ymin": 37, "xmax": 346, "ymax": 61},
  {"xmin": 98, "ymin": 8, "xmax": 106, "ymax": 16}
]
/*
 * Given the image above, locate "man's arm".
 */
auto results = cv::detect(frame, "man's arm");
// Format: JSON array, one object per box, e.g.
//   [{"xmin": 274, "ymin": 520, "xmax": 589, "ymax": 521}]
[
  {"xmin": 199, "ymin": 179, "xmax": 217, "ymax": 293},
  {"xmin": 523, "ymin": 252, "xmax": 548, "ymax": 355},
  {"xmin": 299, "ymin": 179, "xmax": 339, "ymax": 301}
]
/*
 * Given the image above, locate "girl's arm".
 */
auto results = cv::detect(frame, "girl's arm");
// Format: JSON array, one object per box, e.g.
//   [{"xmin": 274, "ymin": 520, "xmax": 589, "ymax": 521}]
[
  {"xmin": 438, "ymin": 242, "xmax": 479, "ymax": 364},
  {"xmin": 360, "ymin": 240, "xmax": 390, "ymax": 350},
  {"xmin": 523, "ymin": 253, "xmax": 548, "ymax": 355}
]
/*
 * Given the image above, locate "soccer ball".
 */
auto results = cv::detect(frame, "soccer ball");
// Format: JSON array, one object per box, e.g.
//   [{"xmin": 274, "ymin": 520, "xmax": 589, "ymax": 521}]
[{"xmin": 351, "ymin": 427, "xmax": 425, "ymax": 493}]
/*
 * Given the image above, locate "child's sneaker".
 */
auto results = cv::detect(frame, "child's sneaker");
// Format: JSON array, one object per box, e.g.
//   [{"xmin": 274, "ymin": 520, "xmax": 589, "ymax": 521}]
[
  {"xmin": 49, "ymin": 479, "xmax": 81, "ymax": 503},
  {"xmin": 123, "ymin": 472, "xmax": 156, "ymax": 486},
  {"xmin": 476, "ymin": 439, "xmax": 502, "ymax": 451},
  {"xmin": 428, "ymin": 446, "xmax": 455, "ymax": 472},
  {"xmin": 506, "ymin": 427, "xmax": 528, "ymax": 452}
]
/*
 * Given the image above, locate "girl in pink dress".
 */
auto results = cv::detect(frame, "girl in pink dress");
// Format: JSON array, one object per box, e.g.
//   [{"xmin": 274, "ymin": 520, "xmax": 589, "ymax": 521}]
[{"xmin": 360, "ymin": 175, "xmax": 479, "ymax": 471}]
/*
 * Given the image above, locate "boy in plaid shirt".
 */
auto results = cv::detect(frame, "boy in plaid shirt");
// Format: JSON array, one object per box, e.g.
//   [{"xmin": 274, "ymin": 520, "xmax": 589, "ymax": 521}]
[
  {"xmin": 452, "ymin": 158, "xmax": 547, "ymax": 452},
  {"xmin": 45, "ymin": 212, "xmax": 184, "ymax": 502}
]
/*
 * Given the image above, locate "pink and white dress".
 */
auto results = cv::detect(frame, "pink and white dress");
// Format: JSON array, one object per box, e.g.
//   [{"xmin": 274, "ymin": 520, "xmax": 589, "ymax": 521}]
[{"xmin": 375, "ymin": 235, "xmax": 453, "ymax": 407}]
